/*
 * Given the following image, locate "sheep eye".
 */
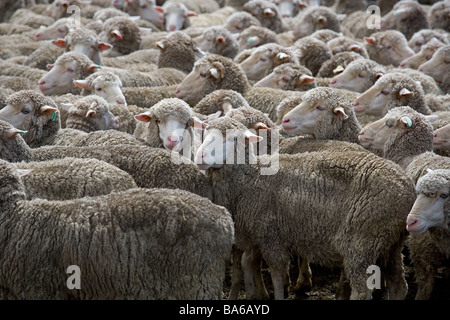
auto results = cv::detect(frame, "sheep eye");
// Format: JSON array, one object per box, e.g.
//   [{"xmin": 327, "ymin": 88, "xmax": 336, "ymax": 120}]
[
  {"xmin": 440, "ymin": 193, "xmax": 449, "ymax": 199},
  {"xmin": 386, "ymin": 45, "xmax": 392, "ymax": 50},
  {"xmin": 67, "ymin": 67, "xmax": 74, "ymax": 72},
  {"xmin": 21, "ymin": 109, "xmax": 30, "ymax": 114},
  {"xmin": 381, "ymin": 90, "xmax": 389, "ymax": 95},
  {"xmin": 259, "ymin": 56, "xmax": 268, "ymax": 62},
  {"xmin": 425, "ymin": 56, "xmax": 431, "ymax": 60},
  {"xmin": 444, "ymin": 60, "xmax": 450, "ymax": 64},
  {"xmin": 385, "ymin": 121, "xmax": 393, "ymax": 127},
  {"xmin": 199, "ymin": 72, "xmax": 207, "ymax": 78},
  {"xmin": 96, "ymin": 87, "xmax": 102, "ymax": 91},
  {"xmin": 316, "ymin": 105, "xmax": 325, "ymax": 110},
  {"xmin": 358, "ymin": 74, "xmax": 365, "ymax": 78}
]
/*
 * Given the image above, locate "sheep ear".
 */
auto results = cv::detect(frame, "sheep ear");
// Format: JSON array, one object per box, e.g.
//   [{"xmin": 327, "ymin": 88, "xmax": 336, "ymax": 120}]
[
  {"xmin": 139, "ymin": 27, "xmax": 152, "ymax": 35},
  {"xmin": 253, "ymin": 122, "xmax": 270, "ymax": 131},
  {"xmin": 191, "ymin": 116, "xmax": 208, "ymax": 129},
  {"xmin": 39, "ymin": 105, "xmax": 58, "ymax": 116},
  {"xmin": 216, "ymin": 36, "xmax": 227, "ymax": 45},
  {"xmin": 5, "ymin": 128, "xmax": 27, "ymax": 139},
  {"xmin": 210, "ymin": 62, "xmax": 225, "ymax": 80},
  {"xmin": 399, "ymin": 88, "xmax": 414, "ymax": 97},
  {"xmin": 244, "ymin": 130, "xmax": 263, "ymax": 143},
  {"xmin": 333, "ymin": 65, "xmax": 345, "ymax": 74},
  {"xmin": 87, "ymin": 64, "xmax": 101, "ymax": 73},
  {"xmin": 246, "ymin": 36, "xmax": 260, "ymax": 45},
  {"xmin": 52, "ymin": 38, "xmax": 67, "ymax": 48},
  {"xmin": 73, "ymin": 79, "xmax": 89, "ymax": 89},
  {"xmin": 47, "ymin": 64, "xmax": 54, "ymax": 70},
  {"xmin": 111, "ymin": 29, "xmax": 123, "ymax": 40},
  {"xmin": 222, "ymin": 101, "xmax": 233, "ymax": 115},
  {"xmin": 426, "ymin": 168, "xmax": 434, "ymax": 174},
  {"xmin": 400, "ymin": 116, "xmax": 413, "ymax": 128},
  {"xmin": 336, "ymin": 14, "xmax": 346, "ymax": 21},
  {"xmin": 155, "ymin": 41, "xmax": 164, "ymax": 50},
  {"xmin": 17, "ymin": 168, "xmax": 33, "ymax": 178},
  {"xmin": 424, "ymin": 115, "xmax": 438, "ymax": 123},
  {"xmin": 263, "ymin": 8, "xmax": 275, "ymax": 17},
  {"xmin": 349, "ymin": 44, "xmax": 362, "ymax": 52},
  {"xmin": 205, "ymin": 110, "xmax": 222, "ymax": 121},
  {"xmin": 333, "ymin": 106, "xmax": 349, "ymax": 119},
  {"xmin": 86, "ymin": 110, "xmax": 96, "ymax": 118},
  {"xmin": 155, "ymin": 6, "xmax": 164, "ymax": 13},
  {"xmin": 187, "ymin": 11, "xmax": 197, "ymax": 17},
  {"xmin": 134, "ymin": 112, "xmax": 152, "ymax": 122},
  {"xmin": 364, "ymin": 37, "xmax": 376, "ymax": 45},
  {"xmin": 277, "ymin": 52, "xmax": 290, "ymax": 62},
  {"xmin": 296, "ymin": 75, "xmax": 315, "ymax": 87},
  {"xmin": 317, "ymin": 15, "xmax": 327, "ymax": 23},
  {"xmin": 374, "ymin": 72, "xmax": 384, "ymax": 80},
  {"xmin": 98, "ymin": 42, "xmax": 112, "ymax": 51},
  {"xmin": 196, "ymin": 47, "xmax": 207, "ymax": 57}
]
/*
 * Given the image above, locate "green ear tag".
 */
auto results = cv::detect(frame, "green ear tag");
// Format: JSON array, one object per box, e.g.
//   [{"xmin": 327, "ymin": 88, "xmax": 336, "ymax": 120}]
[
  {"xmin": 401, "ymin": 116, "xmax": 412, "ymax": 128},
  {"xmin": 51, "ymin": 112, "xmax": 56, "ymax": 121}
]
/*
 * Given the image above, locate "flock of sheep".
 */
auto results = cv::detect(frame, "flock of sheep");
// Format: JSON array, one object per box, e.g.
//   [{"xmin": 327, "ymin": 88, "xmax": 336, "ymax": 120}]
[{"xmin": 0, "ymin": 0, "xmax": 449, "ymax": 300}]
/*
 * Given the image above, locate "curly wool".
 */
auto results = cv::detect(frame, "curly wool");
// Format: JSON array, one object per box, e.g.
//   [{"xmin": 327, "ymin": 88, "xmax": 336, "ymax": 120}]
[
  {"xmin": 242, "ymin": 0, "xmax": 286, "ymax": 33},
  {"xmin": 193, "ymin": 90, "xmax": 249, "ymax": 116},
  {"xmin": 102, "ymin": 16, "xmax": 141, "ymax": 55},
  {"xmin": 316, "ymin": 52, "xmax": 364, "ymax": 78},
  {"xmin": 80, "ymin": 71, "xmax": 123, "ymax": 95},
  {"xmin": 0, "ymin": 120, "xmax": 32, "ymax": 163},
  {"xmin": 65, "ymin": 96, "xmax": 115, "ymax": 132},
  {"xmin": 270, "ymin": 63, "xmax": 316, "ymax": 91},
  {"xmin": 55, "ymin": 52, "xmax": 97, "ymax": 80},
  {"xmin": 156, "ymin": 31, "xmax": 197, "ymax": 73},
  {"xmin": 293, "ymin": 36, "xmax": 332, "ymax": 76}
]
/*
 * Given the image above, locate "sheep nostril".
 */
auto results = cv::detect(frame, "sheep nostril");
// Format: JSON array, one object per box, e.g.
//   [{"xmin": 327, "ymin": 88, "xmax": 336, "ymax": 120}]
[
  {"xmin": 282, "ymin": 118, "xmax": 290, "ymax": 124},
  {"xmin": 353, "ymin": 101, "xmax": 359, "ymax": 107}
]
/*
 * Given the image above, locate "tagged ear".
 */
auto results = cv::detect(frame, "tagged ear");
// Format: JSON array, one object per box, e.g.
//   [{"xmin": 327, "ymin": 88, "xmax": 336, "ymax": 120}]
[
  {"xmin": 364, "ymin": 37, "xmax": 376, "ymax": 45},
  {"xmin": 52, "ymin": 38, "xmax": 67, "ymax": 48},
  {"xmin": 155, "ymin": 41, "xmax": 164, "ymax": 50},
  {"xmin": 47, "ymin": 64, "xmax": 54, "ymax": 70},
  {"xmin": 87, "ymin": 64, "xmax": 101, "ymax": 73},
  {"xmin": 244, "ymin": 130, "xmax": 263, "ymax": 143},
  {"xmin": 111, "ymin": 29, "xmax": 123, "ymax": 40},
  {"xmin": 17, "ymin": 168, "xmax": 33, "ymax": 178},
  {"xmin": 296, "ymin": 74, "xmax": 315, "ymax": 86},
  {"xmin": 245, "ymin": 35, "xmax": 260, "ymax": 46},
  {"xmin": 333, "ymin": 106, "xmax": 348, "ymax": 119},
  {"xmin": 98, "ymin": 42, "xmax": 112, "ymax": 51},
  {"xmin": 277, "ymin": 52, "xmax": 290, "ymax": 62},
  {"xmin": 263, "ymin": 8, "xmax": 275, "ymax": 17},
  {"xmin": 400, "ymin": 116, "xmax": 413, "ymax": 128},
  {"xmin": 333, "ymin": 65, "xmax": 345, "ymax": 74},
  {"xmin": 134, "ymin": 112, "xmax": 152, "ymax": 122},
  {"xmin": 316, "ymin": 15, "xmax": 327, "ymax": 23},
  {"xmin": 399, "ymin": 88, "xmax": 414, "ymax": 97},
  {"xmin": 216, "ymin": 36, "xmax": 227, "ymax": 45},
  {"xmin": 190, "ymin": 116, "xmax": 208, "ymax": 129},
  {"xmin": 5, "ymin": 128, "xmax": 27, "ymax": 139},
  {"xmin": 73, "ymin": 79, "xmax": 89, "ymax": 89},
  {"xmin": 39, "ymin": 105, "xmax": 58, "ymax": 115},
  {"xmin": 86, "ymin": 109, "xmax": 96, "ymax": 118}
]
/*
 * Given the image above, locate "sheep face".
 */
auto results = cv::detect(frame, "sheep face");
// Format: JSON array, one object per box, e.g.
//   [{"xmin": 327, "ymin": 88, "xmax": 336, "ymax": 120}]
[
  {"xmin": 364, "ymin": 32, "xmax": 414, "ymax": 66},
  {"xmin": 176, "ymin": 61, "xmax": 218, "ymax": 105},
  {"xmin": 195, "ymin": 121, "xmax": 261, "ymax": 170},
  {"xmin": 38, "ymin": 60, "xmax": 98, "ymax": 96},
  {"xmin": 163, "ymin": 2, "xmax": 195, "ymax": 32},
  {"xmin": 400, "ymin": 39, "xmax": 444, "ymax": 69},
  {"xmin": 406, "ymin": 169, "xmax": 450, "ymax": 235},
  {"xmin": 433, "ymin": 124, "xmax": 450, "ymax": 151},
  {"xmin": 329, "ymin": 63, "xmax": 382, "ymax": 93},
  {"xmin": 136, "ymin": 0, "xmax": 164, "ymax": 30},
  {"xmin": 418, "ymin": 45, "xmax": 450, "ymax": 84},
  {"xmin": 281, "ymin": 96, "xmax": 348, "ymax": 136},
  {"xmin": 254, "ymin": 70, "xmax": 314, "ymax": 90},
  {"xmin": 0, "ymin": 100, "xmax": 57, "ymax": 132},
  {"xmin": 239, "ymin": 47, "xmax": 292, "ymax": 81},
  {"xmin": 74, "ymin": 76, "xmax": 127, "ymax": 105},
  {"xmin": 34, "ymin": 19, "xmax": 69, "ymax": 41},
  {"xmin": 275, "ymin": 0, "xmax": 302, "ymax": 18}
]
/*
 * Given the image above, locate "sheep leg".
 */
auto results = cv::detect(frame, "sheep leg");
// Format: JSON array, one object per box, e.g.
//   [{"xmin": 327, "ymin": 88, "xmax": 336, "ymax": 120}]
[
  {"xmin": 242, "ymin": 247, "xmax": 269, "ymax": 300},
  {"xmin": 382, "ymin": 242, "xmax": 408, "ymax": 300},
  {"xmin": 293, "ymin": 256, "xmax": 312, "ymax": 293},
  {"xmin": 336, "ymin": 269, "xmax": 351, "ymax": 300},
  {"xmin": 228, "ymin": 246, "xmax": 243, "ymax": 300},
  {"xmin": 270, "ymin": 267, "xmax": 287, "ymax": 300},
  {"xmin": 413, "ymin": 261, "xmax": 437, "ymax": 300}
]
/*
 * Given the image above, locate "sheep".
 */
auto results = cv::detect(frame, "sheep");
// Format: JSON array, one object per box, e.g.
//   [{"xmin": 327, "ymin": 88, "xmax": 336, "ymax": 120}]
[
  {"xmin": 329, "ymin": 58, "xmax": 386, "ymax": 93},
  {"xmin": 292, "ymin": 6, "xmax": 342, "ymax": 40},
  {"xmin": 418, "ymin": 45, "xmax": 450, "ymax": 94},
  {"xmin": 310, "ymin": 29, "xmax": 342, "ymax": 44},
  {"xmin": 400, "ymin": 38, "xmax": 446, "ymax": 70},
  {"xmin": 0, "ymin": 90, "xmax": 146, "ymax": 148},
  {"xmin": 22, "ymin": 41, "xmax": 65, "ymax": 71},
  {"xmin": 363, "ymin": 30, "xmax": 415, "ymax": 67},
  {"xmin": 175, "ymin": 54, "xmax": 304, "ymax": 120},
  {"xmin": 408, "ymin": 29, "xmax": 449, "ymax": 53},
  {"xmin": 353, "ymin": 72, "xmax": 433, "ymax": 117},
  {"xmin": 73, "ymin": 70, "xmax": 127, "ymax": 105},
  {"xmin": 242, "ymin": 0, "xmax": 287, "ymax": 34},
  {"xmin": 281, "ymin": 87, "xmax": 362, "ymax": 143},
  {"xmin": 61, "ymin": 96, "xmax": 120, "ymax": 133},
  {"xmin": 406, "ymin": 169, "xmax": 450, "ymax": 300},
  {"xmin": 358, "ymin": 106, "xmax": 448, "ymax": 177},
  {"xmin": 433, "ymin": 123, "xmax": 450, "ymax": 154},
  {"xmin": 0, "ymin": 60, "xmax": 47, "ymax": 83},
  {"xmin": 17, "ymin": 157, "xmax": 138, "ymax": 201},
  {"xmin": 236, "ymin": 25, "xmax": 278, "ymax": 51},
  {"xmin": 224, "ymin": 11, "xmax": 262, "ymax": 34},
  {"xmin": 9, "ymin": 8, "xmax": 55, "ymax": 29},
  {"xmin": 238, "ymin": 43, "xmax": 299, "ymax": 81},
  {"xmin": 121, "ymin": 85, "xmax": 178, "ymax": 109},
  {"xmin": 253, "ymin": 63, "xmax": 316, "ymax": 91},
  {"xmin": 394, "ymin": 67, "xmax": 444, "ymax": 96},
  {"xmin": 195, "ymin": 116, "xmax": 416, "ymax": 300},
  {"xmin": 194, "ymin": 26, "xmax": 240, "ymax": 59},
  {"xmin": 162, "ymin": 1, "xmax": 197, "ymax": 31},
  {"xmin": 43, "ymin": 0, "xmax": 92, "ymax": 20},
  {"xmin": 133, "ymin": 98, "xmax": 207, "ymax": 158},
  {"xmin": 116, "ymin": 0, "xmax": 165, "ymax": 30},
  {"xmin": 0, "ymin": 42, "xmax": 42, "ymax": 61},
  {"xmin": 33, "ymin": 18, "xmax": 70, "ymax": 41},
  {"xmin": 381, "ymin": 0, "xmax": 430, "ymax": 41},
  {"xmin": 101, "ymin": 49, "xmax": 160, "ymax": 69},
  {"xmin": 340, "ymin": 10, "xmax": 374, "ymax": 40},
  {"xmin": 0, "ymin": 76, "xmax": 37, "ymax": 92},
  {"xmin": 327, "ymin": 36, "xmax": 369, "ymax": 59},
  {"xmin": 51, "ymin": 27, "xmax": 113, "ymax": 65},
  {"xmin": 188, "ymin": 6, "xmax": 237, "ymax": 28},
  {"xmin": 333, "ymin": 0, "xmax": 366, "ymax": 15},
  {"xmin": 0, "ymin": 159, "xmax": 234, "ymax": 300},
  {"xmin": 292, "ymin": 36, "xmax": 333, "ymax": 76},
  {"xmin": 0, "ymin": 23, "xmax": 34, "ymax": 36},
  {"xmin": 316, "ymin": 51, "xmax": 364, "ymax": 79},
  {"xmin": 428, "ymin": 0, "xmax": 450, "ymax": 32},
  {"xmin": 155, "ymin": 31, "xmax": 200, "ymax": 73},
  {"xmin": 193, "ymin": 89, "xmax": 250, "ymax": 117},
  {"xmin": 100, "ymin": 16, "xmax": 142, "ymax": 56}
]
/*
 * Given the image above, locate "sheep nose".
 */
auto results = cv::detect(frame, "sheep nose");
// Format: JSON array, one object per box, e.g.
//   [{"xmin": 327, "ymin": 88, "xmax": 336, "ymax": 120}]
[
  {"xmin": 168, "ymin": 136, "xmax": 179, "ymax": 142},
  {"xmin": 282, "ymin": 118, "xmax": 290, "ymax": 124},
  {"xmin": 418, "ymin": 66, "xmax": 424, "ymax": 72},
  {"xmin": 169, "ymin": 25, "xmax": 176, "ymax": 31},
  {"xmin": 35, "ymin": 33, "xmax": 41, "ymax": 40},
  {"xmin": 399, "ymin": 63, "xmax": 406, "ymax": 68},
  {"xmin": 353, "ymin": 101, "xmax": 360, "ymax": 107},
  {"xmin": 330, "ymin": 79, "xmax": 337, "ymax": 85},
  {"xmin": 282, "ymin": 14, "xmax": 290, "ymax": 18}
]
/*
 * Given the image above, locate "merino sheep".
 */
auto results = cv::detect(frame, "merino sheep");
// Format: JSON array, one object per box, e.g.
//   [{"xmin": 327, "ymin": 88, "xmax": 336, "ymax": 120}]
[
  {"xmin": 292, "ymin": 36, "xmax": 333, "ymax": 76},
  {"xmin": 237, "ymin": 25, "xmax": 278, "ymax": 51},
  {"xmin": 316, "ymin": 51, "xmax": 364, "ymax": 79},
  {"xmin": 242, "ymin": 0, "xmax": 287, "ymax": 34},
  {"xmin": 329, "ymin": 58, "xmax": 386, "ymax": 93},
  {"xmin": 363, "ymin": 30, "xmax": 415, "ymax": 67},
  {"xmin": 193, "ymin": 89, "xmax": 249, "ymax": 116},
  {"xmin": 381, "ymin": 0, "xmax": 430, "ymax": 40},
  {"xmin": 195, "ymin": 116, "xmax": 416, "ymax": 300},
  {"xmin": 61, "ymin": 96, "xmax": 120, "ymax": 133},
  {"xmin": 327, "ymin": 36, "xmax": 369, "ymax": 59},
  {"xmin": 9, "ymin": 8, "xmax": 55, "ymax": 29},
  {"xmin": 433, "ymin": 123, "xmax": 450, "ymax": 154},
  {"xmin": 23, "ymin": 41, "xmax": 65, "ymax": 71},
  {"xmin": 400, "ymin": 38, "xmax": 446, "ymax": 70},
  {"xmin": 17, "ymin": 157, "xmax": 138, "ymax": 200},
  {"xmin": 238, "ymin": 43, "xmax": 299, "ymax": 81},
  {"xmin": 406, "ymin": 169, "xmax": 450, "ymax": 300},
  {"xmin": 0, "ymin": 60, "xmax": 47, "ymax": 83},
  {"xmin": 0, "ymin": 159, "xmax": 234, "ymax": 300},
  {"xmin": 33, "ymin": 18, "xmax": 69, "ymax": 41},
  {"xmin": 353, "ymin": 72, "xmax": 432, "ymax": 117},
  {"xmin": 253, "ymin": 63, "xmax": 316, "ymax": 91},
  {"xmin": 418, "ymin": 45, "xmax": 450, "ymax": 94},
  {"xmin": 408, "ymin": 29, "xmax": 449, "ymax": 53},
  {"xmin": 100, "ymin": 16, "xmax": 142, "ymax": 56},
  {"xmin": 194, "ymin": 26, "xmax": 239, "ymax": 59},
  {"xmin": 428, "ymin": 0, "xmax": 450, "ymax": 32},
  {"xmin": 162, "ymin": 1, "xmax": 197, "ymax": 31},
  {"xmin": 292, "ymin": 6, "xmax": 342, "ymax": 40},
  {"xmin": 224, "ymin": 11, "xmax": 262, "ymax": 34},
  {"xmin": 310, "ymin": 29, "xmax": 342, "ymax": 44},
  {"xmin": 281, "ymin": 87, "xmax": 362, "ymax": 143}
]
